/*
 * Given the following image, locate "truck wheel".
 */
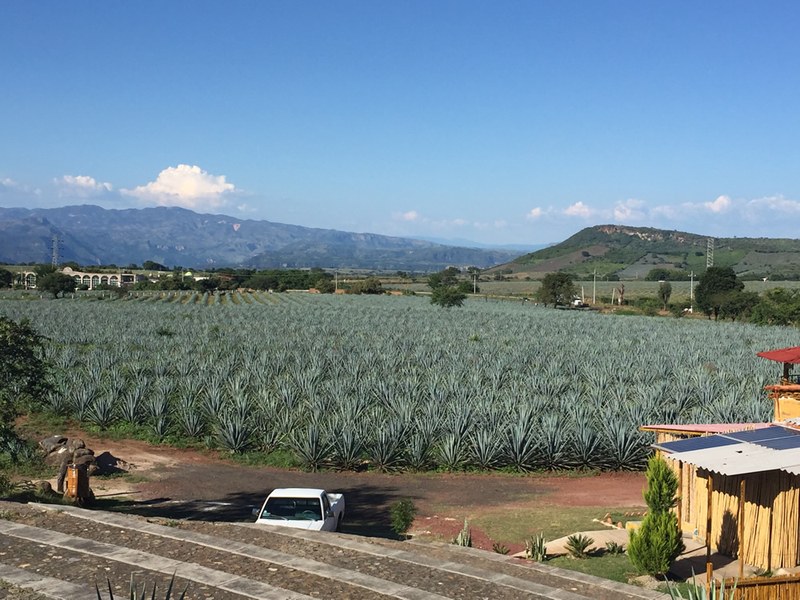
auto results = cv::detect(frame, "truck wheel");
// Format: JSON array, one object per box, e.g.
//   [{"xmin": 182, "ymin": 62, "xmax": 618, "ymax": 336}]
[{"xmin": 336, "ymin": 515, "xmax": 342, "ymax": 532}]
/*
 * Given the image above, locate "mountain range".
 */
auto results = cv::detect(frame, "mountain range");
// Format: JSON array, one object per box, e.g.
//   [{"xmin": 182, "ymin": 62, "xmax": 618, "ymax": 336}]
[
  {"xmin": 0, "ymin": 205, "xmax": 523, "ymax": 271},
  {"xmin": 498, "ymin": 225, "xmax": 800, "ymax": 280}
]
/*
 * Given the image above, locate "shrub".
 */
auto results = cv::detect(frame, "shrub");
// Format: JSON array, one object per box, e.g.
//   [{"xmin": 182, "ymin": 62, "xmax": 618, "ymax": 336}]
[
  {"xmin": 605, "ymin": 540, "xmax": 625, "ymax": 554},
  {"xmin": 96, "ymin": 572, "xmax": 187, "ymax": 600},
  {"xmin": 666, "ymin": 574, "xmax": 738, "ymax": 599},
  {"xmin": 628, "ymin": 456, "xmax": 684, "ymax": 575},
  {"xmin": 492, "ymin": 542, "xmax": 509, "ymax": 555},
  {"xmin": 389, "ymin": 498, "xmax": 416, "ymax": 539},
  {"xmin": 565, "ymin": 533, "xmax": 594, "ymax": 559},
  {"xmin": 453, "ymin": 518, "xmax": 472, "ymax": 547},
  {"xmin": 525, "ymin": 532, "xmax": 548, "ymax": 561}
]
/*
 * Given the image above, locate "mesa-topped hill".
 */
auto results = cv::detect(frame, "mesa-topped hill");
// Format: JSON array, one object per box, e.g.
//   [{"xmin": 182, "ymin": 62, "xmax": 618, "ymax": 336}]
[
  {"xmin": 0, "ymin": 205, "xmax": 521, "ymax": 271},
  {"xmin": 494, "ymin": 225, "xmax": 800, "ymax": 280}
]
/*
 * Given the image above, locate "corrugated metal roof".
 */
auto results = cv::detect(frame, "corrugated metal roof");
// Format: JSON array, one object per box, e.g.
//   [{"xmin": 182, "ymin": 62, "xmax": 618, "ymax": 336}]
[{"xmin": 666, "ymin": 443, "xmax": 794, "ymax": 476}]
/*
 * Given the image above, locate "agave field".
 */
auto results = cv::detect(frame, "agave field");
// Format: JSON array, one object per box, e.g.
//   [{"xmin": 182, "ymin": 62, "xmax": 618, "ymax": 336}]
[{"xmin": 1, "ymin": 291, "xmax": 797, "ymax": 472}]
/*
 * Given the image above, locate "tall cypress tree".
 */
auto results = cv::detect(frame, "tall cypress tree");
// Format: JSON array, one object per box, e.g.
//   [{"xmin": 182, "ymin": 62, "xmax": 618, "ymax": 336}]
[{"xmin": 628, "ymin": 456, "xmax": 685, "ymax": 576}]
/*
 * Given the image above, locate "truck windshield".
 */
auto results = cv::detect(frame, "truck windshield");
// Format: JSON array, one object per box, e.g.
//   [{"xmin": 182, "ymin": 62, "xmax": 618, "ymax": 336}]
[{"xmin": 262, "ymin": 497, "xmax": 322, "ymax": 521}]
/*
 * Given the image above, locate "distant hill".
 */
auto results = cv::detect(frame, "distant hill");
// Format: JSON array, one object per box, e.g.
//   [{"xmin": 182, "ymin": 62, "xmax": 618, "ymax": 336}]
[
  {"xmin": 492, "ymin": 224, "xmax": 800, "ymax": 280},
  {"xmin": 410, "ymin": 236, "xmax": 550, "ymax": 253},
  {"xmin": 0, "ymin": 205, "xmax": 522, "ymax": 271}
]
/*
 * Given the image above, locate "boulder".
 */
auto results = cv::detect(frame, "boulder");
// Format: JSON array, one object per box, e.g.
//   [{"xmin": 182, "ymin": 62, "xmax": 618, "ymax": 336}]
[
  {"xmin": 39, "ymin": 435, "xmax": 68, "ymax": 454},
  {"xmin": 44, "ymin": 445, "xmax": 70, "ymax": 466},
  {"xmin": 35, "ymin": 480, "xmax": 53, "ymax": 495},
  {"xmin": 65, "ymin": 438, "xmax": 86, "ymax": 453}
]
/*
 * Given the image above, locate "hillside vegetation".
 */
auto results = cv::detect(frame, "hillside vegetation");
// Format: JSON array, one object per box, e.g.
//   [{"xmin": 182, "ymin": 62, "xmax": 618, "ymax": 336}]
[
  {"xmin": 497, "ymin": 225, "xmax": 800, "ymax": 280},
  {"xmin": 0, "ymin": 205, "xmax": 520, "ymax": 271}
]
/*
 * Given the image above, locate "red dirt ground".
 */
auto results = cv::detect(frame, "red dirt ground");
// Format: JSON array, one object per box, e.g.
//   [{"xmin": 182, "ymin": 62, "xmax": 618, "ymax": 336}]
[{"xmin": 45, "ymin": 431, "xmax": 647, "ymax": 552}]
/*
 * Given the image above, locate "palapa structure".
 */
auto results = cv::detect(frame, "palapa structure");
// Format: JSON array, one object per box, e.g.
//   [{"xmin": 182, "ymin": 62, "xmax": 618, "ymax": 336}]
[{"xmin": 643, "ymin": 346, "xmax": 800, "ymax": 572}]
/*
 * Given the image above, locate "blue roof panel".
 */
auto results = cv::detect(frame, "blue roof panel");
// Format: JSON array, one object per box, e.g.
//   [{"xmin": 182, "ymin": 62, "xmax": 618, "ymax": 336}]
[
  {"xmin": 656, "ymin": 435, "xmax": 741, "ymax": 454},
  {"xmin": 727, "ymin": 426, "xmax": 800, "ymax": 443},
  {"xmin": 759, "ymin": 436, "xmax": 800, "ymax": 451}
]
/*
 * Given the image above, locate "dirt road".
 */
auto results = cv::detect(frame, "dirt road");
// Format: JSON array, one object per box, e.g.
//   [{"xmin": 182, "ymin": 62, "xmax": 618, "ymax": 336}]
[{"xmin": 65, "ymin": 434, "xmax": 647, "ymax": 548}]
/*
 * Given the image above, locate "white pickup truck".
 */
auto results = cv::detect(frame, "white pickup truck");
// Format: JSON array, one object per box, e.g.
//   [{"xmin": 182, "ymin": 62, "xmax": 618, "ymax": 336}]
[{"xmin": 254, "ymin": 488, "xmax": 345, "ymax": 532}]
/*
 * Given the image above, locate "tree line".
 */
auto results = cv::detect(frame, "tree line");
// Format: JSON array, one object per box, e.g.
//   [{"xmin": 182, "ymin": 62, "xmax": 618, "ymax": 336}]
[{"xmin": 535, "ymin": 266, "xmax": 800, "ymax": 325}]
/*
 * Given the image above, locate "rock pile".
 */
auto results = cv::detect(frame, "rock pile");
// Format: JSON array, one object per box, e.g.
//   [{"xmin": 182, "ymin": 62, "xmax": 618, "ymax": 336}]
[{"xmin": 39, "ymin": 435, "xmax": 98, "ymax": 497}]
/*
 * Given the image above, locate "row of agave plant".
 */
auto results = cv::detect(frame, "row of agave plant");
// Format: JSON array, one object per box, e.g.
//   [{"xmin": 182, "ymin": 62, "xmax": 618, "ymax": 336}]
[{"xmin": 1, "ymin": 292, "xmax": 794, "ymax": 472}]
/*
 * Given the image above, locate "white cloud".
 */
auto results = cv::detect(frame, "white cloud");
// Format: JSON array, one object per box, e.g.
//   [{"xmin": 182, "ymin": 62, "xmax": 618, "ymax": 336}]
[
  {"xmin": 704, "ymin": 195, "xmax": 731, "ymax": 213},
  {"xmin": 121, "ymin": 164, "xmax": 236, "ymax": 210},
  {"xmin": 452, "ymin": 218, "xmax": 467, "ymax": 226},
  {"xmin": 397, "ymin": 210, "xmax": 419, "ymax": 222},
  {"xmin": 745, "ymin": 194, "xmax": 800, "ymax": 214},
  {"xmin": 56, "ymin": 174, "xmax": 113, "ymax": 197},
  {"xmin": 0, "ymin": 177, "xmax": 41, "ymax": 198},
  {"xmin": 613, "ymin": 198, "xmax": 646, "ymax": 222},
  {"xmin": 526, "ymin": 207, "xmax": 544, "ymax": 220},
  {"xmin": 564, "ymin": 201, "xmax": 592, "ymax": 218}
]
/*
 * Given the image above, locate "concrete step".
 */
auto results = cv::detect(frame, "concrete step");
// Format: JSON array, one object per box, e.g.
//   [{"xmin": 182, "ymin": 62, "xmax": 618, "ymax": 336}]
[{"xmin": 0, "ymin": 503, "xmax": 669, "ymax": 600}]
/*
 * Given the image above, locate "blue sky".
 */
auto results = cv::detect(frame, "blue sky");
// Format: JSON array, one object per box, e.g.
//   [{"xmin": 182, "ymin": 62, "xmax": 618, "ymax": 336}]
[{"xmin": 2, "ymin": 1, "xmax": 799, "ymax": 245}]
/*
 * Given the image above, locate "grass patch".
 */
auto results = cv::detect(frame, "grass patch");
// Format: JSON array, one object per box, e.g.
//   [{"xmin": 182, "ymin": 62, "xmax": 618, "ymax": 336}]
[
  {"xmin": 15, "ymin": 411, "xmax": 71, "ymax": 440},
  {"xmin": 548, "ymin": 552, "xmax": 636, "ymax": 583},
  {"xmin": 471, "ymin": 505, "xmax": 640, "ymax": 544},
  {"xmin": 229, "ymin": 449, "xmax": 300, "ymax": 469}
]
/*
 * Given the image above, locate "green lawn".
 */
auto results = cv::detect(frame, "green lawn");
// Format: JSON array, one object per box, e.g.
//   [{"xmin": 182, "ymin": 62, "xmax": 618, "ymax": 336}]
[
  {"xmin": 547, "ymin": 552, "xmax": 636, "ymax": 584},
  {"xmin": 470, "ymin": 505, "xmax": 641, "ymax": 545}
]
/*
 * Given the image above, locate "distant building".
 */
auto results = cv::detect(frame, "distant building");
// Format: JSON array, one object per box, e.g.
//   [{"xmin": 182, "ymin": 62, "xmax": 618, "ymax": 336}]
[{"xmin": 60, "ymin": 266, "xmax": 142, "ymax": 290}]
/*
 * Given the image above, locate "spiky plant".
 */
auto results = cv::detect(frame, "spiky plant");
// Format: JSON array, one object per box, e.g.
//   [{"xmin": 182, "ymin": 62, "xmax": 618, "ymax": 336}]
[
  {"xmin": 453, "ymin": 519, "xmax": 471, "ymax": 547},
  {"xmin": 88, "ymin": 392, "xmax": 116, "ymax": 430},
  {"xmin": 96, "ymin": 572, "xmax": 187, "ymax": 600},
  {"xmin": 525, "ymin": 533, "xmax": 547, "ymax": 562},
  {"xmin": 289, "ymin": 426, "xmax": 332, "ymax": 472},
  {"xmin": 565, "ymin": 534, "xmax": 594, "ymax": 559}
]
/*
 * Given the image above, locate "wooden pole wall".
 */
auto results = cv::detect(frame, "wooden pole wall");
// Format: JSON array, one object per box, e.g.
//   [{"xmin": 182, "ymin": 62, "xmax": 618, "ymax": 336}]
[
  {"xmin": 707, "ymin": 473, "xmax": 714, "ymax": 587},
  {"xmin": 739, "ymin": 478, "xmax": 745, "ymax": 580}
]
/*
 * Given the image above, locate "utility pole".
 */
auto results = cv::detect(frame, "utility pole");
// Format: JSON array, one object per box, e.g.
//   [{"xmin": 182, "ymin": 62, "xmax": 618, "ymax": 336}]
[
  {"xmin": 690, "ymin": 271, "xmax": 695, "ymax": 313},
  {"xmin": 592, "ymin": 270, "xmax": 597, "ymax": 305},
  {"xmin": 473, "ymin": 273, "xmax": 477, "ymax": 294},
  {"xmin": 51, "ymin": 235, "xmax": 60, "ymax": 267}
]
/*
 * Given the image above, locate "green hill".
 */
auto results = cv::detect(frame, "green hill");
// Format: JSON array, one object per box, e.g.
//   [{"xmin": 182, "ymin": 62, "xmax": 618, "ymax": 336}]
[{"xmin": 495, "ymin": 225, "xmax": 800, "ymax": 280}]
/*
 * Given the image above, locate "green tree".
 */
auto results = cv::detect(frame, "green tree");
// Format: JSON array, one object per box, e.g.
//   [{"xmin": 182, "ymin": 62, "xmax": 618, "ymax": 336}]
[
  {"xmin": 695, "ymin": 267, "xmax": 744, "ymax": 320},
  {"xmin": 348, "ymin": 277, "xmax": 383, "ymax": 295},
  {"xmin": 389, "ymin": 498, "xmax": 417, "ymax": 539},
  {"xmin": 718, "ymin": 290, "xmax": 759, "ymax": 322},
  {"xmin": 628, "ymin": 456, "xmax": 684, "ymax": 576},
  {"xmin": 658, "ymin": 281, "xmax": 672, "ymax": 310},
  {"xmin": 428, "ymin": 267, "xmax": 460, "ymax": 290},
  {"xmin": 0, "ymin": 317, "xmax": 49, "ymax": 447},
  {"xmin": 750, "ymin": 288, "xmax": 800, "ymax": 326},
  {"xmin": 431, "ymin": 285, "xmax": 466, "ymax": 308},
  {"xmin": 535, "ymin": 272, "xmax": 576, "ymax": 307},
  {"xmin": 142, "ymin": 260, "xmax": 168, "ymax": 271},
  {"xmin": 314, "ymin": 278, "xmax": 335, "ymax": 294},
  {"xmin": 0, "ymin": 268, "xmax": 12, "ymax": 288},
  {"xmin": 37, "ymin": 272, "xmax": 77, "ymax": 298},
  {"xmin": 33, "ymin": 264, "xmax": 56, "ymax": 278}
]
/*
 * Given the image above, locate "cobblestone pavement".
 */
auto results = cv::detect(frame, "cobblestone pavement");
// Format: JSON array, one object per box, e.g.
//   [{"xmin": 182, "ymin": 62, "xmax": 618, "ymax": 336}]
[{"xmin": 0, "ymin": 502, "xmax": 667, "ymax": 600}]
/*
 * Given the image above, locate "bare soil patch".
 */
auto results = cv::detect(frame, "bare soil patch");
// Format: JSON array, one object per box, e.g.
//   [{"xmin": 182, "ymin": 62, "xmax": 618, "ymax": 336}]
[{"xmin": 38, "ymin": 432, "xmax": 646, "ymax": 549}]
